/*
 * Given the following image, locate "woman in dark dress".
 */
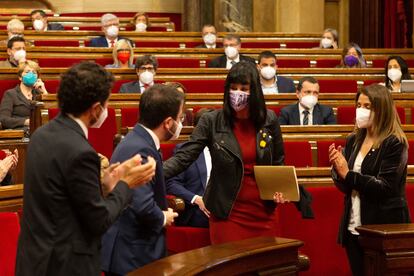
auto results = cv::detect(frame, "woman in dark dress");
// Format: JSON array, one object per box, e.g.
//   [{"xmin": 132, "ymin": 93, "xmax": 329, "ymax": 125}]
[{"xmin": 164, "ymin": 61, "xmax": 287, "ymax": 244}]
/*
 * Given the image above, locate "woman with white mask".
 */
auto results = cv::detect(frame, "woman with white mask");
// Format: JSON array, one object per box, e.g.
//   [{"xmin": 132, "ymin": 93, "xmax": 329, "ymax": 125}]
[
  {"xmin": 319, "ymin": 28, "xmax": 339, "ymax": 49},
  {"xmin": 329, "ymin": 84, "xmax": 410, "ymax": 276},
  {"xmin": 384, "ymin": 55, "xmax": 412, "ymax": 92},
  {"xmin": 132, "ymin": 12, "xmax": 149, "ymax": 32}
]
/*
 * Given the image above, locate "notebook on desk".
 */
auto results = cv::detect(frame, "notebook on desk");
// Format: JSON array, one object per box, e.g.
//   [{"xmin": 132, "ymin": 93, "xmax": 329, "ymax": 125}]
[
  {"xmin": 254, "ymin": 166, "xmax": 300, "ymax": 202},
  {"xmin": 401, "ymin": 80, "xmax": 414, "ymax": 93}
]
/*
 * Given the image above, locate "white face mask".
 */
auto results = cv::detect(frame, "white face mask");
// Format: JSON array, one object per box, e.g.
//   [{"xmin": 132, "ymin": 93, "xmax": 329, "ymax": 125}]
[
  {"xmin": 33, "ymin": 19, "xmax": 44, "ymax": 31},
  {"xmin": 356, "ymin": 108, "xmax": 372, "ymax": 128},
  {"xmin": 203, "ymin": 33, "xmax": 216, "ymax": 45},
  {"xmin": 300, "ymin": 95, "xmax": 318, "ymax": 109},
  {"xmin": 260, "ymin": 66, "xmax": 276, "ymax": 80},
  {"xmin": 135, "ymin": 23, "xmax": 147, "ymax": 32},
  {"xmin": 168, "ymin": 120, "xmax": 183, "ymax": 140},
  {"xmin": 106, "ymin": 25, "xmax": 119, "ymax": 38},
  {"xmin": 225, "ymin": 46, "xmax": 238, "ymax": 59},
  {"xmin": 13, "ymin": 49, "xmax": 26, "ymax": 62},
  {"xmin": 90, "ymin": 105, "xmax": 108, "ymax": 128},
  {"xmin": 139, "ymin": 71, "xmax": 154, "ymax": 84},
  {"xmin": 388, "ymin": 68, "xmax": 402, "ymax": 82},
  {"xmin": 321, "ymin": 38, "xmax": 333, "ymax": 48}
]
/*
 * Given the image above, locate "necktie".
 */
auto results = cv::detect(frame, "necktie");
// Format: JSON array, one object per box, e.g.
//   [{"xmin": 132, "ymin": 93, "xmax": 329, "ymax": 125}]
[
  {"xmin": 230, "ymin": 60, "xmax": 236, "ymax": 66},
  {"xmin": 303, "ymin": 110, "xmax": 310, "ymax": 125},
  {"xmin": 110, "ymin": 40, "xmax": 115, "ymax": 47}
]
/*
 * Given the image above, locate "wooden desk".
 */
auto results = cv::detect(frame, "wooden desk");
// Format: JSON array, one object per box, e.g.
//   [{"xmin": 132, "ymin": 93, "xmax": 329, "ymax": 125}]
[
  {"xmin": 357, "ymin": 224, "xmax": 414, "ymax": 275},
  {"xmin": 128, "ymin": 236, "xmax": 308, "ymax": 276}
]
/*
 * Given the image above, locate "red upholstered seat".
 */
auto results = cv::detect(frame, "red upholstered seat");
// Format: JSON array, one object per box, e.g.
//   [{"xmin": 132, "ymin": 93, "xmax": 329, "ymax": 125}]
[
  {"xmin": 44, "ymin": 80, "xmax": 60, "ymax": 94},
  {"xmin": 318, "ymin": 80, "xmax": 358, "ymax": 93},
  {"xmin": 283, "ymin": 141, "xmax": 312, "ymax": 167},
  {"xmin": 408, "ymin": 140, "xmax": 414, "ymax": 165},
  {"xmin": 277, "ymin": 59, "xmax": 310, "ymax": 68},
  {"xmin": 336, "ymin": 106, "xmax": 355, "ymax": 124},
  {"xmin": 166, "ymin": 226, "xmax": 211, "ymax": 254},
  {"xmin": 285, "ymin": 41, "xmax": 320, "ymax": 48},
  {"xmin": 34, "ymin": 40, "xmax": 80, "ymax": 47},
  {"xmin": 277, "ymin": 186, "xmax": 350, "ymax": 276},
  {"xmin": 121, "ymin": 107, "xmax": 139, "ymax": 128},
  {"xmin": 157, "ymin": 58, "xmax": 204, "ymax": 68},
  {"xmin": 0, "ymin": 212, "xmax": 20, "ymax": 276},
  {"xmin": 160, "ymin": 143, "xmax": 176, "ymax": 161},
  {"xmin": 396, "ymin": 106, "xmax": 406, "ymax": 124},
  {"xmin": 316, "ymin": 140, "xmax": 346, "ymax": 167},
  {"xmin": 0, "ymin": 80, "xmax": 19, "ymax": 101},
  {"xmin": 112, "ymin": 79, "xmax": 133, "ymax": 93},
  {"xmin": 267, "ymin": 106, "xmax": 283, "ymax": 116},
  {"xmin": 314, "ymin": 59, "xmax": 341, "ymax": 68}
]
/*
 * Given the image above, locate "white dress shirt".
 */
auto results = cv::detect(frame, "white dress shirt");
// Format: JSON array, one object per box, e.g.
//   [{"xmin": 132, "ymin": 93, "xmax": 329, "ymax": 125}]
[
  {"xmin": 226, "ymin": 55, "xmax": 240, "ymax": 69},
  {"xmin": 262, "ymin": 79, "xmax": 279, "ymax": 94},
  {"xmin": 298, "ymin": 103, "xmax": 314, "ymax": 125},
  {"xmin": 348, "ymin": 152, "xmax": 363, "ymax": 235},
  {"xmin": 191, "ymin": 147, "xmax": 212, "ymax": 204}
]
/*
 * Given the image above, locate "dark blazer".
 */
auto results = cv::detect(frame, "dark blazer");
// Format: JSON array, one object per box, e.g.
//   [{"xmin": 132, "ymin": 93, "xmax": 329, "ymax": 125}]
[
  {"xmin": 333, "ymin": 134, "xmax": 411, "ymax": 245},
  {"xmin": 166, "ymin": 143, "xmax": 209, "ymax": 228},
  {"xmin": 47, "ymin": 23, "xmax": 64, "ymax": 30},
  {"xmin": 276, "ymin": 76, "xmax": 296, "ymax": 93},
  {"xmin": 0, "ymin": 85, "xmax": 37, "ymax": 129},
  {"xmin": 278, "ymin": 102, "xmax": 336, "ymax": 125},
  {"xmin": 89, "ymin": 36, "xmax": 134, "ymax": 47},
  {"xmin": 15, "ymin": 114, "xmax": 132, "ymax": 276},
  {"xmin": 119, "ymin": 81, "xmax": 142, "ymax": 93},
  {"xmin": 164, "ymin": 109, "xmax": 284, "ymax": 219},
  {"xmin": 101, "ymin": 124, "xmax": 167, "ymax": 275},
  {"xmin": 208, "ymin": 54, "xmax": 256, "ymax": 68}
]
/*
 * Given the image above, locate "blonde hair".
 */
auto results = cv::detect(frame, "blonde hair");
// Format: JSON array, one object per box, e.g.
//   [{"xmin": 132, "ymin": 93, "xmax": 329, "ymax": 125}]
[
  {"xmin": 17, "ymin": 60, "xmax": 40, "ymax": 77},
  {"xmin": 7, "ymin": 19, "xmax": 24, "ymax": 32},
  {"xmin": 354, "ymin": 84, "xmax": 407, "ymax": 148},
  {"xmin": 112, "ymin": 39, "xmax": 134, "ymax": 67}
]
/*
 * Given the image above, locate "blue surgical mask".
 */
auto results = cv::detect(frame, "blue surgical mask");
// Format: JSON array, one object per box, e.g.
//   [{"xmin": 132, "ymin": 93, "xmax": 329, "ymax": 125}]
[{"xmin": 22, "ymin": 71, "xmax": 37, "ymax": 87}]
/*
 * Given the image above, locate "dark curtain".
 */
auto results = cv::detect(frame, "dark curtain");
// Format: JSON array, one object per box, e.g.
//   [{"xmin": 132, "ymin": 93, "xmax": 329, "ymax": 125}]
[{"xmin": 384, "ymin": 0, "xmax": 413, "ymax": 47}]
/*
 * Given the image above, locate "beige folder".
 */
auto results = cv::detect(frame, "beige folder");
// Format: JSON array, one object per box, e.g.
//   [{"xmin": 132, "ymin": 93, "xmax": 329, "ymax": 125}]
[{"xmin": 253, "ymin": 166, "xmax": 300, "ymax": 202}]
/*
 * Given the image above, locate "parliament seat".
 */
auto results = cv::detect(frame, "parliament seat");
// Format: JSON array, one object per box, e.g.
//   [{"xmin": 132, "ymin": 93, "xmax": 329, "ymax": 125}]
[
  {"xmin": 316, "ymin": 140, "xmax": 346, "ymax": 167},
  {"xmin": 337, "ymin": 106, "xmax": 406, "ymax": 124},
  {"xmin": 0, "ymin": 212, "xmax": 20, "ymax": 276},
  {"xmin": 120, "ymin": 107, "xmax": 139, "ymax": 128},
  {"xmin": 284, "ymin": 141, "xmax": 313, "ymax": 167}
]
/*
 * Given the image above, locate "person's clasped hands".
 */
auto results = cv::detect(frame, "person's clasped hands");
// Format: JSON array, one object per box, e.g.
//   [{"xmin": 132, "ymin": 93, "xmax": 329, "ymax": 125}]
[
  {"xmin": 0, "ymin": 149, "xmax": 18, "ymax": 181},
  {"xmin": 329, "ymin": 143, "xmax": 349, "ymax": 179}
]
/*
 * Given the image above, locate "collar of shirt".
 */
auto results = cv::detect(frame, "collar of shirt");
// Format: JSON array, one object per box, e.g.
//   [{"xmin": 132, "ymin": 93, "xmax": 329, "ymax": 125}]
[
  {"xmin": 67, "ymin": 113, "xmax": 89, "ymax": 138},
  {"xmin": 226, "ymin": 55, "xmax": 240, "ymax": 69},
  {"xmin": 298, "ymin": 103, "xmax": 314, "ymax": 124},
  {"xmin": 106, "ymin": 37, "xmax": 118, "ymax": 47},
  {"xmin": 206, "ymin": 44, "xmax": 216, "ymax": 49},
  {"xmin": 261, "ymin": 79, "xmax": 278, "ymax": 94},
  {"xmin": 140, "ymin": 124, "xmax": 160, "ymax": 150}
]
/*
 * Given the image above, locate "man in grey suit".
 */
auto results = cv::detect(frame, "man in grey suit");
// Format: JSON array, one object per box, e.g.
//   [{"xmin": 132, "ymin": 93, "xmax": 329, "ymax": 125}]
[
  {"xmin": 15, "ymin": 62, "xmax": 156, "ymax": 276},
  {"xmin": 279, "ymin": 77, "xmax": 336, "ymax": 125}
]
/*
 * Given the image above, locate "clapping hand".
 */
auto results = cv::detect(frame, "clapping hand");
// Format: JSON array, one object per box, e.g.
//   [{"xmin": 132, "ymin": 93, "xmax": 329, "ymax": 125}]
[
  {"xmin": 329, "ymin": 143, "xmax": 349, "ymax": 179},
  {"xmin": 273, "ymin": 192, "xmax": 289, "ymax": 204}
]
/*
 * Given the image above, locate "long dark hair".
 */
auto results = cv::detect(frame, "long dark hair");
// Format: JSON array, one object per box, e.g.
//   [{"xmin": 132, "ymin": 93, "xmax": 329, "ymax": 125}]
[
  {"xmin": 223, "ymin": 61, "xmax": 267, "ymax": 129},
  {"xmin": 384, "ymin": 55, "xmax": 412, "ymax": 89}
]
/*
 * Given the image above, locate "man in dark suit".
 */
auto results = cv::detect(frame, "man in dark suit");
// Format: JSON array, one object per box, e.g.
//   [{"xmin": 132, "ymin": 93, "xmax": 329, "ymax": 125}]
[
  {"xmin": 257, "ymin": 50, "xmax": 296, "ymax": 93},
  {"xmin": 30, "ymin": 10, "xmax": 64, "ymax": 31},
  {"xmin": 166, "ymin": 108, "xmax": 213, "ymax": 228},
  {"xmin": 279, "ymin": 76, "xmax": 336, "ymax": 125},
  {"xmin": 119, "ymin": 55, "xmax": 158, "ymax": 93},
  {"xmin": 89, "ymin": 13, "xmax": 133, "ymax": 48},
  {"xmin": 208, "ymin": 33, "xmax": 255, "ymax": 69},
  {"xmin": 15, "ymin": 62, "xmax": 156, "ymax": 276},
  {"xmin": 101, "ymin": 84, "xmax": 183, "ymax": 275},
  {"xmin": 195, "ymin": 24, "xmax": 217, "ymax": 49}
]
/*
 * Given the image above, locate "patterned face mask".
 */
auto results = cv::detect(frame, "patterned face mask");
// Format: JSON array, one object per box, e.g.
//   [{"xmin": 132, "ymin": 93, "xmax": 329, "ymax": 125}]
[{"xmin": 229, "ymin": 90, "xmax": 249, "ymax": 112}]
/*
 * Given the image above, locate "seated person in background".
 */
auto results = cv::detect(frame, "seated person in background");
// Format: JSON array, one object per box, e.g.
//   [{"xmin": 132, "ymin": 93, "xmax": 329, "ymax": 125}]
[
  {"xmin": 0, "ymin": 19, "xmax": 25, "ymax": 46},
  {"xmin": 105, "ymin": 39, "xmax": 135, "ymax": 69},
  {"xmin": 90, "ymin": 13, "xmax": 133, "ymax": 47},
  {"xmin": 257, "ymin": 50, "xmax": 295, "ymax": 94},
  {"xmin": 383, "ymin": 55, "xmax": 412, "ymax": 92},
  {"xmin": 166, "ymin": 108, "xmax": 213, "ymax": 228},
  {"xmin": 119, "ymin": 55, "xmax": 158, "ymax": 93},
  {"xmin": 132, "ymin": 12, "xmax": 149, "ymax": 32},
  {"xmin": 319, "ymin": 28, "xmax": 339, "ymax": 49},
  {"xmin": 30, "ymin": 9, "xmax": 64, "ymax": 31},
  {"xmin": 0, "ymin": 60, "xmax": 48, "ymax": 130},
  {"xmin": 196, "ymin": 24, "xmax": 217, "ymax": 48},
  {"xmin": 0, "ymin": 36, "xmax": 26, "ymax": 68},
  {"xmin": 338, "ymin": 42, "xmax": 367, "ymax": 68},
  {"xmin": 208, "ymin": 33, "xmax": 255, "ymax": 69},
  {"xmin": 279, "ymin": 76, "xmax": 336, "ymax": 125},
  {"xmin": 0, "ymin": 149, "xmax": 18, "ymax": 186}
]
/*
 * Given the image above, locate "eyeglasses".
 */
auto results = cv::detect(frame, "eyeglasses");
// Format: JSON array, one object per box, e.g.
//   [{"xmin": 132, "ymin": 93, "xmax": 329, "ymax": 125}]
[{"xmin": 138, "ymin": 66, "xmax": 155, "ymax": 72}]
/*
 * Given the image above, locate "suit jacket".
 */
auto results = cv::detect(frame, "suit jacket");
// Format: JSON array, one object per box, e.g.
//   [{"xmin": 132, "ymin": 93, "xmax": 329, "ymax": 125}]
[
  {"xmin": 278, "ymin": 102, "xmax": 336, "ymax": 125},
  {"xmin": 276, "ymin": 76, "xmax": 296, "ymax": 93},
  {"xmin": 0, "ymin": 59, "xmax": 17, "ymax": 68},
  {"xmin": 47, "ymin": 23, "xmax": 64, "ymax": 30},
  {"xmin": 119, "ymin": 81, "xmax": 142, "ymax": 93},
  {"xmin": 15, "ymin": 114, "xmax": 132, "ymax": 276},
  {"xmin": 208, "ymin": 54, "xmax": 256, "ymax": 68},
  {"xmin": 89, "ymin": 36, "xmax": 134, "ymax": 47},
  {"xmin": 166, "ymin": 143, "xmax": 209, "ymax": 228},
  {"xmin": 0, "ymin": 85, "xmax": 36, "ymax": 129},
  {"xmin": 101, "ymin": 124, "xmax": 167, "ymax": 275},
  {"xmin": 332, "ymin": 134, "xmax": 411, "ymax": 245}
]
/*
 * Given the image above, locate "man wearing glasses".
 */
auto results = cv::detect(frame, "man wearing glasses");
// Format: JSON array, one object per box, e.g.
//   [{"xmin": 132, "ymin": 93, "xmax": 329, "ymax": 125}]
[{"xmin": 119, "ymin": 55, "xmax": 158, "ymax": 93}]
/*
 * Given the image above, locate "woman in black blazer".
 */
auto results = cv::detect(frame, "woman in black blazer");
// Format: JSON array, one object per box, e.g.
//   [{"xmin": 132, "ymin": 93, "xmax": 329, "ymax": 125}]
[
  {"xmin": 0, "ymin": 60, "xmax": 47, "ymax": 130},
  {"xmin": 329, "ymin": 84, "xmax": 410, "ymax": 276}
]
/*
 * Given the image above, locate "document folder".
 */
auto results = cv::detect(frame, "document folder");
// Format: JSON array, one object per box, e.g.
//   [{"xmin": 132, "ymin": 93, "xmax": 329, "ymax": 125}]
[{"xmin": 254, "ymin": 166, "xmax": 300, "ymax": 202}]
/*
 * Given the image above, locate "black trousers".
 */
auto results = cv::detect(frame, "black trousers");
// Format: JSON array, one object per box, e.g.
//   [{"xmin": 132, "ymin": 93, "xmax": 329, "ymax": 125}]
[{"xmin": 345, "ymin": 232, "xmax": 364, "ymax": 276}]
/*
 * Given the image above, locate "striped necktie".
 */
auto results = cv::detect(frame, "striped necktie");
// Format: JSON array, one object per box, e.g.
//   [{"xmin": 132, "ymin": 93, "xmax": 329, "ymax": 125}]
[{"xmin": 303, "ymin": 110, "xmax": 310, "ymax": 125}]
